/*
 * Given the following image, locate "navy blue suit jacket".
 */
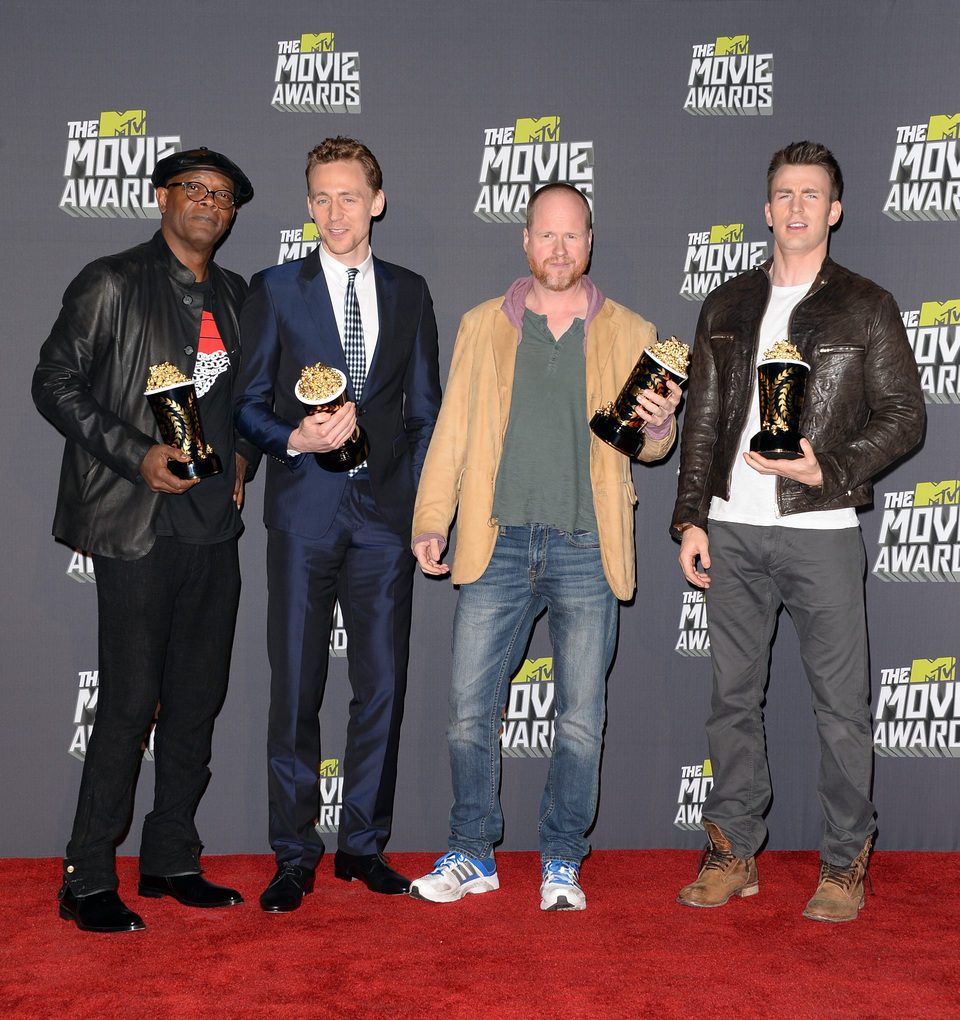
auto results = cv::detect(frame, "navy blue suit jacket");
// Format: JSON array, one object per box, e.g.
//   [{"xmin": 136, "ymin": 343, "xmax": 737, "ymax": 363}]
[{"xmin": 235, "ymin": 249, "xmax": 441, "ymax": 538}]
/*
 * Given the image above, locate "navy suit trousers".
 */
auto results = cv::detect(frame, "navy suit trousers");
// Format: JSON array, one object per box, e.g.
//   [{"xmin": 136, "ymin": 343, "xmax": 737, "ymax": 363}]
[{"xmin": 265, "ymin": 477, "xmax": 414, "ymax": 867}]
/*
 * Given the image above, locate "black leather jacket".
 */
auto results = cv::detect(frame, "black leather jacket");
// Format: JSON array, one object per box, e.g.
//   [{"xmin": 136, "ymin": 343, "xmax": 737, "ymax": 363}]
[
  {"xmin": 671, "ymin": 257, "xmax": 925, "ymax": 537},
  {"xmin": 33, "ymin": 231, "xmax": 255, "ymax": 558}
]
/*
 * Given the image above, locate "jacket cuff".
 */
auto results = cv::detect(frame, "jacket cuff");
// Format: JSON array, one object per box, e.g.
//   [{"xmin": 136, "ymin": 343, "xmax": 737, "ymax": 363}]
[
  {"xmin": 412, "ymin": 532, "xmax": 446, "ymax": 552},
  {"xmin": 670, "ymin": 517, "xmax": 705, "ymax": 541}
]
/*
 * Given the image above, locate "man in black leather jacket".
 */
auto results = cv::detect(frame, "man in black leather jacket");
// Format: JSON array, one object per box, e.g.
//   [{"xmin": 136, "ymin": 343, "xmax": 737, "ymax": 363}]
[
  {"xmin": 671, "ymin": 141, "xmax": 924, "ymax": 923},
  {"xmin": 33, "ymin": 147, "xmax": 258, "ymax": 933}
]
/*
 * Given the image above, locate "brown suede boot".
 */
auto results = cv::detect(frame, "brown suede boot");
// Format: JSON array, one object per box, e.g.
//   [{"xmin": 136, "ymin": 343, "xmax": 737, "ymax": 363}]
[
  {"xmin": 802, "ymin": 834, "xmax": 874, "ymax": 923},
  {"xmin": 677, "ymin": 820, "xmax": 759, "ymax": 907}
]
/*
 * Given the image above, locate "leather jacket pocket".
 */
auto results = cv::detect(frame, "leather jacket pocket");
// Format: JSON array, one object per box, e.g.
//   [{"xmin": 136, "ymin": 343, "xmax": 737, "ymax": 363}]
[
  {"xmin": 807, "ymin": 344, "xmax": 866, "ymax": 409},
  {"xmin": 77, "ymin": 451, "xmax": 101, "ymax": 502},
  {"xmin": 818, "ymin": 344, "xmax": 866, "ymax": 354}
]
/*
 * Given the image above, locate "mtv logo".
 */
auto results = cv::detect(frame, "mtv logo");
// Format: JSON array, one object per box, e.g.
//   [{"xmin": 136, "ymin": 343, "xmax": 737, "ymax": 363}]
[
  {"xmin": 715, "ymin": 35, "xmax": 749, "ymax": 55},
  {"xmin": 301, "ymin": 32, "xmax": 335, "ymax": 52},
  {"xmin": 99, "ymin": 110, "xmax": 146, "ymax": 137},
  {"xmin": 303, "ymin": 222, "xmax": 320, "ymax": 242},
  {"xmin": 517, "ymin": 656, "xmax": 554, "ymax": 683},
  {"xmin": 318, "ymin": 758, "xmax": 340, "ymax": 777},
  {"xmin": 927, "ymin": 114, "xmax": 960, "ymax": 140},
  {"xmin": 910, "ymin": 657, "xmax": 956, "ymax": 683},
  {"xmin": 919, "ymin": 300, "xmax": 960, "ymax": 327},
  {"xmin": 514, "ymin": 116, "xmax": 560, "ymax": 144},
  {"xmin": 913, "ymin": 480, "xmax": 960, "ymax": 506},
  {"xmin": 710, "ymin": 223, "xmax": 744, "ymax": 243}
]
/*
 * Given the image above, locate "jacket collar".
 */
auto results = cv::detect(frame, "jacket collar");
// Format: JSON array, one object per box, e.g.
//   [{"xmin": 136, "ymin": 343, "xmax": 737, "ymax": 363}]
[
  {"xmin": 295, "ymin": 246, "xmax": 392, "ymax": 399},
  {"xmin": 758, "ymin": 255, "xmax": 835, "ymax": 291},
  {"xmin": 149, "ymin": 229, "xmax": 216, "ymax": 287}
]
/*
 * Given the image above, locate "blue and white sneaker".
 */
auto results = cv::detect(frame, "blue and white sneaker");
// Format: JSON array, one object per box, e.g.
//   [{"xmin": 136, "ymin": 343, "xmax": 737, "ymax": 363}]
[
  {"xmin": 539, "ymin": 859, "xmax": 586, "ymax": 911},
  {"xmin": 409, "ymin": 851, "xmax": 499, "ymax": 902}
]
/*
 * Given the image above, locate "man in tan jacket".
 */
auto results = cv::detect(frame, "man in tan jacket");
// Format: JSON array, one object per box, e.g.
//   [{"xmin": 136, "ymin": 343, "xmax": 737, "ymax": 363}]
[{"xmin": 408, "ymin": 183, "xmax": 680, "ymax": 911}]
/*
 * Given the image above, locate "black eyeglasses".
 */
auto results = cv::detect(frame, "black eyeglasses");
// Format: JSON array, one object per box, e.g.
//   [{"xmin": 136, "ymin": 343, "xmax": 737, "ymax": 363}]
[{"xmin": 165, "ymin": 180, "xmax": 237, "ymax": 209}]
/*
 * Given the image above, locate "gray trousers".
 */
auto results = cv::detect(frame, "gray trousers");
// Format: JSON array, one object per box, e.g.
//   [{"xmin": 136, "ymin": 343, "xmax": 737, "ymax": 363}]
[{"xmin": 702, "ymin": 521, "xmax": 876, "ymax": 866}]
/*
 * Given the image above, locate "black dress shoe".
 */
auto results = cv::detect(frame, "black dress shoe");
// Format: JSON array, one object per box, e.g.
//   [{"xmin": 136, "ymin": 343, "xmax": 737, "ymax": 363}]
[
  {"xmin": 334, "ymin": 850, "xmax": 410, "ymax": 895},
  {"xmin": 138, "ymin": 872, "xmax": 243, "ymax": 907},
  {"xmin": 59, "ymin": 888, "xmax": 145, "ymax": 933},
  {"xmin": 260, "ymin": 862, "xmax": 314, "ymax": 913}
]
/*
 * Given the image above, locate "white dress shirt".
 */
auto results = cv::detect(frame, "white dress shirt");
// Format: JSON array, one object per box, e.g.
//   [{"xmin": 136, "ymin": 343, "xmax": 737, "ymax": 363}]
[{"xmin": 317, "ymin": 243, "xmax": 380, "ymax": 381}]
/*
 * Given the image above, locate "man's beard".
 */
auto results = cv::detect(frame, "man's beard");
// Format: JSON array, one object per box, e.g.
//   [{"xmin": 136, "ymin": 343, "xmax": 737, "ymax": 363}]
[{"xmin": 526, "ymin": 252, "xmax": 588, "ymax": 292}]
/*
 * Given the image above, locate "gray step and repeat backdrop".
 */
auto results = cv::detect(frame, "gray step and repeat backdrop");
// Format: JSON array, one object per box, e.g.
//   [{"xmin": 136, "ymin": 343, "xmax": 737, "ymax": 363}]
[{"xmin": 2, "ymin": 0, "xmax": 958, "ymax": 860}]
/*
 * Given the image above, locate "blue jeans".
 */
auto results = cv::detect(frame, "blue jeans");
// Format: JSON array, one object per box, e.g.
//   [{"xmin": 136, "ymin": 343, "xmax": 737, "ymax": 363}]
[{"xmin": 447, "ymin": 524, "xmax": 618, "ymax": 864}]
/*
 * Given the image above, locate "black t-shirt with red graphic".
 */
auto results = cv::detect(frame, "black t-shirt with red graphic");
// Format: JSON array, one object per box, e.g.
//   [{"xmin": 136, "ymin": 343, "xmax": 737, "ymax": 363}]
[{"xmin": 154, "ymin": 280, "xmax": 241, "ymax": 544}]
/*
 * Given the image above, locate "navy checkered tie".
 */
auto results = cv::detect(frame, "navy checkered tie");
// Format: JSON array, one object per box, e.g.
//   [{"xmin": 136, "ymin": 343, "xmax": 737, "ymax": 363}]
[{"xmin": 343, "ymin": 267, "xmax": 366, "ymax": 401}]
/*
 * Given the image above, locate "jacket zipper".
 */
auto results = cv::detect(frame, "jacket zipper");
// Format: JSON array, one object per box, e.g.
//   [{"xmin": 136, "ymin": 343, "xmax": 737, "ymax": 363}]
[{"xmin": 771, "ymin": 271, "xmax": 828, "ymax": 516}]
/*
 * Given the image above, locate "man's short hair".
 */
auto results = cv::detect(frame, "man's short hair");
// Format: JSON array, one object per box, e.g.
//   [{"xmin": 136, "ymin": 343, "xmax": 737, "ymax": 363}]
[
  {"xmin": 525, "ymin": 183, "xmax": 592, "ymax": 232},
  {"xmin": 305, "ymin": 136, "xmax": 383, "ymax": 193},
  {"xmin": 766, "ymin": 141, "xmax": 843, "ymax": 203}
]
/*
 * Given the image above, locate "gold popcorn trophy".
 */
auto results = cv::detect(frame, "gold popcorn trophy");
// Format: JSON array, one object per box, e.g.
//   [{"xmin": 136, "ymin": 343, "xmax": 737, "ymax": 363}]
[
  {"xmin": 295, "ymin": 362, "xmax": 370, "ymax": 472},
  {"xmin": 590, "ymin": 337, "xmax": 689, "ymax": 457},
  {"xmin": 749, "ymin": 341, "xmax": 810, "ymax": 460},
  {"xmin": 145, "ymin": 363, "xmax": 222, "ymax": 479}
]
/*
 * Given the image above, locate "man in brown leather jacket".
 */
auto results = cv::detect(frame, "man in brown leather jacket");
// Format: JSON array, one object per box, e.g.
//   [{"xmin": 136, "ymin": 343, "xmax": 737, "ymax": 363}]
[
  {"xmin": 671, "ymin": 141, "xmax": 924, "ymax": 922},
  {"xmin": 33, "ymin": 148, "xmax": 258, "ymax": 933}
]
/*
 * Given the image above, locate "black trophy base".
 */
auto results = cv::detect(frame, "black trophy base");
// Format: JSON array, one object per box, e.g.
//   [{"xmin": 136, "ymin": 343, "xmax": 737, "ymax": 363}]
[
  {"xmin": 314, "ymin": 429, "xmax": 370, "ymax": 473},
  {"xmin": 589, "ymin": 411, "xmax": 645, "ymax": 458},
  {"xmin": 167, "ymin": 453, "xmax": 222, "ymax": 479},
  {"xmin": 750, "ymin": 431, "xmax": 802, "ymax": 460}
]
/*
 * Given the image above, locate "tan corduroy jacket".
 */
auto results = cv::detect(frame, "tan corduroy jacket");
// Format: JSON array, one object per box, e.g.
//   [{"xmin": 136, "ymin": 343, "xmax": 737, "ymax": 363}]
[{"xmin": 412, "ymin": 282, "xmax": 676, "ymax": 600}]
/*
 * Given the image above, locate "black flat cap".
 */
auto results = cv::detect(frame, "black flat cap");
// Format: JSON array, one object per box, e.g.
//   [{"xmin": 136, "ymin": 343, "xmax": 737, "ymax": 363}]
[{"xmin": 152, "ymin": 146, "xmax": 253, "ymax": 202}]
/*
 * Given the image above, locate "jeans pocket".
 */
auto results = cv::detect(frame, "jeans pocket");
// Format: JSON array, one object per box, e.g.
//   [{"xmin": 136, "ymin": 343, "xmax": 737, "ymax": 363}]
[{"xmin": 563, "ymin": 529, "xmax": 601, "ymax": 549}]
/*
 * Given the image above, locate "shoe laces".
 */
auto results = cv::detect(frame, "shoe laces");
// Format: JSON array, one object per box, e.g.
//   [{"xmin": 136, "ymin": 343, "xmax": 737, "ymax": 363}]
[
  {"xmin": 431, "ymin": 851, "xmax": 469, "ymax": 876},
  {"xmin": 697, "ymin": 843, "xmax": 737, "ymax": 874},
  {"xmin": 818, "ymin": 859, "xmax": 873, "ymax": 896},
  {"xmin": 276, "ymin": 861, "xmax": 303, "ymax": 880},
  {"xmin": 542, "ymin": 860, "xmax": 580, "ymax": 887}
]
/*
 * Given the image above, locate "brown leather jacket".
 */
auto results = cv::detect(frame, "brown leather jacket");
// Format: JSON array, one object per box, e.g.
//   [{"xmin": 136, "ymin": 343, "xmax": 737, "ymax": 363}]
[{"xmin": 671, "ymin": 257, "xmax": 925, "ymax": 537}]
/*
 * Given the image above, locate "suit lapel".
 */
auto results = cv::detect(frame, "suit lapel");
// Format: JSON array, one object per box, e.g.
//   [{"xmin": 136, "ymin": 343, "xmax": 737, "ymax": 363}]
[
  {"xmin": 491, "ymin": 308, "xmax": 519, "ymax": 430},
  {"xmin": 296, "ymin": 250, "xmax": 351, "ymax": 381},
  {"xmin": 586, "ymin": 301, "xmax": 618, "ymax": 414},
  {"xmin": 367, "ymin": 257, "xmax": 394, "ymax": 385},
  {"xmin": 589, "ymin": 301, "xmax": 617, "ymax": 379}
]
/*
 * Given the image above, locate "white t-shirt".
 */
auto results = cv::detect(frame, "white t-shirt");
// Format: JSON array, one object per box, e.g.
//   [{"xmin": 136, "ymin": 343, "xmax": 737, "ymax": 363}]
[{"xmin": 708, "ymin": 282, "xmax": 857, "ymax": 530}]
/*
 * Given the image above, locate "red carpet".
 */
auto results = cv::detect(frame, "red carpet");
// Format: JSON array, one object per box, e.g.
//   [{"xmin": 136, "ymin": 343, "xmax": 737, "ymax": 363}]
[{"xmin": 0, "ymin": 850, "xmax": 955, "ymax": 1019}]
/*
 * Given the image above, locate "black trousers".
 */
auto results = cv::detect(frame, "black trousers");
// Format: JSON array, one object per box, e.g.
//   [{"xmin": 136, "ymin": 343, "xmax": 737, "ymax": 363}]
[{"xmin": 63, "ymin": 536, "xmax": 240, "ymax": 896}]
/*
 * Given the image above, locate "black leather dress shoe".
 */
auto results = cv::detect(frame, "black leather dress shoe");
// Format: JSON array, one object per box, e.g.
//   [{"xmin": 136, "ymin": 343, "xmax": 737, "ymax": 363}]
[
  {"xmin": 334, "ymin": 850, "xmax": 410, "ymax": 895},
  {"xmin": 59, "ymin": 888, "xmax": 145, "ymax": 933},
  {"xmin": 260, "ymin": 862, "xmax": 314, "ymax": 913},
  {"xmin": 138, "ymin": 873, "xmax": 243, "ymax": 907}
]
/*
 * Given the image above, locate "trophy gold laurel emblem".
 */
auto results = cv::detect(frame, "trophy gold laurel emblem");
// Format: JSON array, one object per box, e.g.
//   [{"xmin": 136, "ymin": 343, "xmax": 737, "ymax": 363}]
[
  {"xmin": 144, "ymin": 362, "xmax": 222, "ymax": 479},
  {"xmin": 589, "ymin": 336, "xmax": 690, "ymax": 457},
  {"xmin": 749, "ymin": 341, "xmax": 809, "ymax": 460}
]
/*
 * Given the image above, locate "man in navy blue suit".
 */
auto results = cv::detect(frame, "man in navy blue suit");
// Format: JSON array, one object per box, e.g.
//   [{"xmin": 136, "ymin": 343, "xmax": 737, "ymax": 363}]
[{"xmin": 236, "ymin": 137, "xmax": 441, "ymax": 910}]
